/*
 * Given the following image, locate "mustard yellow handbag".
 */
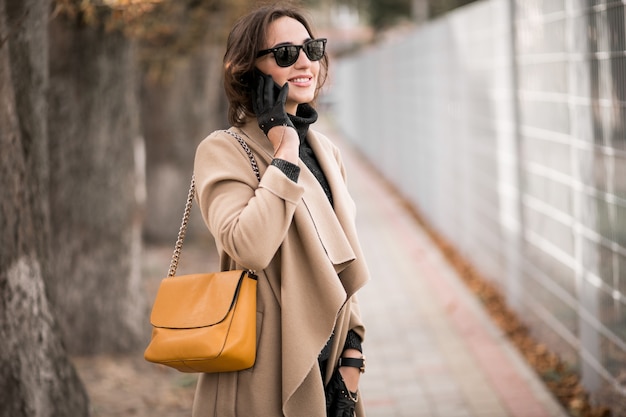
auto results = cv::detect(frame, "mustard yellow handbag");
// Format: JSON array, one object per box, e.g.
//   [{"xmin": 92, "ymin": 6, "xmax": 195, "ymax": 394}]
[{"xmin": 144, "ymin": 130, "xmax": 260, "ymax": 373}]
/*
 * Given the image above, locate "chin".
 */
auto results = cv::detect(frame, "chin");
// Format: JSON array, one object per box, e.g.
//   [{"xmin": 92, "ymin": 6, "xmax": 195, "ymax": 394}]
[{"xmin": 295, "ymin": 93, "xmax": 315, "ymax": 105}]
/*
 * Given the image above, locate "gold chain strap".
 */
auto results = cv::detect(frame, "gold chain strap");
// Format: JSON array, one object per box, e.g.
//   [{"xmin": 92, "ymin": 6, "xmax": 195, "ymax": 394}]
[
  {"xmin": 223, "ymin": 130, "xmax": 261, "ymax": 182},
  {"xmin": 167, "ymin": 175, "xmax": 196, "ymax": 277},
  {"xmin": 167, "ymin": 130, "xmax": 260, "ymax": 277}
]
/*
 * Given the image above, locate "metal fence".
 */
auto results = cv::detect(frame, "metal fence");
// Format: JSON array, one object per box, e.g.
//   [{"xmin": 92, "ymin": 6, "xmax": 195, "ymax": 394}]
[{"xmin": 332, "ymin": 0, "xmax": 626, "ymax": 407}]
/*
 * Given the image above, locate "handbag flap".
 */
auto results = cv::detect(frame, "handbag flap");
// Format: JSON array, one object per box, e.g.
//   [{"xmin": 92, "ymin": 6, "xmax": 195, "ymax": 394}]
[{"xmin": 150, "ymin": 270, "xmax": 245, "ymax": 329}]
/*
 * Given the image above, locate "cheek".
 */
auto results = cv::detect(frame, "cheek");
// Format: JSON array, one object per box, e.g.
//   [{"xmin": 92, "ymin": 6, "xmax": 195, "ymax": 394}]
[
  {"xmin": 255, "ymin": 61, "xmax": 289, "ymax": 86},
  {"xmin": 309, "ymin": 61, "xmax": 321, "ymax": 84},
  {"xmin": 272, "ymin": 74, "xmax": 290, "ymax": 87}
]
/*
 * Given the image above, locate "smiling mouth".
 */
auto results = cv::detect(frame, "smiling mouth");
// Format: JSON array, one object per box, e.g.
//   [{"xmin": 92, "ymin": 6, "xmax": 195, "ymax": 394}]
[{"xmin": 289, "ymin": 77, "xmax": 312, "ymax": 83}]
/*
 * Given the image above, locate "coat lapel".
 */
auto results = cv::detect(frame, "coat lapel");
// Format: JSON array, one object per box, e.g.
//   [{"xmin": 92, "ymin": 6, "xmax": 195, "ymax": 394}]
[
  {"xmin": 237, "ymin": 123, "xmax": 357, "ymax": 274},
  {"xmin": 298, "ymin": 161, "xmax": 356, "ymax": 272},
  {"xmin": 307, "ymin": 129, "xmax": 369, "ymax": 298}
]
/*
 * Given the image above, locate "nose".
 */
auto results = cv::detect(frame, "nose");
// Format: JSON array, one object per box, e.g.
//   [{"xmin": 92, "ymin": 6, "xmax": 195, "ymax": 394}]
[{"xmin": 294, "ymin": 48, "xmax": 312, "ymax": 68}]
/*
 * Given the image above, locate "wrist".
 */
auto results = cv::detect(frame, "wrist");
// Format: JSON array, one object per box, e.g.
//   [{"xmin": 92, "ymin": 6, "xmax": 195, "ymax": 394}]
[
  {"xmin": 269, "ymin": 126, "xmax": 298, "ymax": 161},
  {"xmin": 341, "ymin": 348, "xmax": 362, "ymax": 359},
  {"xmin": 338, "ymin": 366, "xmax": 361, "ymax": 394}
]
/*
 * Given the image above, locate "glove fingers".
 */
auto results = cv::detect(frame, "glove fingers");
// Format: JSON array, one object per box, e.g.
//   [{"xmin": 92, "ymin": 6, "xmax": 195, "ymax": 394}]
[
  {"xmin": 276, "ymin": 81, "xmax": 289, "ymax": 105},
  {"xmin": 252, "ymin": 72, "xmax": 265, "ymax": 114},
  {"xmin": 263, "ymin": 73, "xmax": 275, "ymax": 105}
]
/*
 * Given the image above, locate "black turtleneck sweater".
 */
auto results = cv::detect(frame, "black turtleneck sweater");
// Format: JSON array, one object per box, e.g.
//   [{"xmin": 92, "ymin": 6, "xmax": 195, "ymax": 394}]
[
  {"xmin": 269, "ymin": 104, "xmax": 362, "ymax": 362},
  {"xmin": 270, "ymin": 104, "xmax": 332, "ymax": 207}
]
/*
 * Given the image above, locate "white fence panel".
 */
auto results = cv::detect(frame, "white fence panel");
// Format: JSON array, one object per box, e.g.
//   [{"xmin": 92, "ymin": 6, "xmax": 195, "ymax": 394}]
[{"xmin": 332, "ymin": 0, "xmax": 626, "ymax": 407}]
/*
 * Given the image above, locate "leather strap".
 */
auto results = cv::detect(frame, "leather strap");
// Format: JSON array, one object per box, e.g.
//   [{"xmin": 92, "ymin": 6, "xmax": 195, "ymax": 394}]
[{"xmin": 337, "ymin": 357, "xmax": 365, "ymax": 373}]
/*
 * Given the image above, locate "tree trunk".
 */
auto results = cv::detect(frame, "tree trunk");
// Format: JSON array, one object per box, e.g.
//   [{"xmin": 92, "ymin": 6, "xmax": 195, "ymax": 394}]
[
  {"xmin": 141, "ymin": 39, "xmax": 226, "ymax": 243},
  {"xmin": 0, "ymin": 0, "xmax": 90, "ymax": 415},
  {"xmin": 46, "ymin": 13, "xmax": 147, "ymax": 354}
]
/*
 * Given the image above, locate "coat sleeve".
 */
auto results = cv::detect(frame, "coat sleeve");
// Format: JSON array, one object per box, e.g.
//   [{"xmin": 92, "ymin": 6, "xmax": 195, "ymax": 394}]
[{"xmin": 194, "ymin": 131, "xmax": 305, "ymax": 271}]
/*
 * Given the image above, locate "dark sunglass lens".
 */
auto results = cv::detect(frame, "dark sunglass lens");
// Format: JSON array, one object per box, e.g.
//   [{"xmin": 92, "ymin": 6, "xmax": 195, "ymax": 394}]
[
  {"xmin": 305, "ymin": 40, "xmax": 325, "ymax": 61},
  {"xmin": 275, "ymin": 46, "xmax": 299, "ymax": 67}
]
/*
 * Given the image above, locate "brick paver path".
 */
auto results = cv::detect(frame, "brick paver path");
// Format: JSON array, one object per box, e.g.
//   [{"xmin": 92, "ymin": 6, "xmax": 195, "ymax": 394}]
[{"xmin": 322, "ymin": 119, "xmax": 569, "ymax": 417}]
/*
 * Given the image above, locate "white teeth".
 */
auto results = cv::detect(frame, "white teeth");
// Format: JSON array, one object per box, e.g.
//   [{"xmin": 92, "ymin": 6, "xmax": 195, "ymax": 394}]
[{"xmin": 291, "ymin": 78, "xmax": 310, "ymax": 83}]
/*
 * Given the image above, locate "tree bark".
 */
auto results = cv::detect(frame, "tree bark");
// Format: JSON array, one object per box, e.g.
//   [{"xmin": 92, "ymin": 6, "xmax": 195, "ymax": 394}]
[
  {"xmin": 141, "ymin": 39, "xmax": 226, "ymax": 243},
  {"xmin": 46, "ymin": 13, "xmax": 147, "ymax": 354},
  {"xmin": 0, "ymin": 0, "xmax": 89, "ymax": 415}
]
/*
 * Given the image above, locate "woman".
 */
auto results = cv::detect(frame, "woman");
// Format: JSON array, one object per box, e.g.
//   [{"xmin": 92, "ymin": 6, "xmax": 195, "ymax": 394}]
[{"xmin": 193, "ymin": 4, "xmax": 369, "ymax": 416}]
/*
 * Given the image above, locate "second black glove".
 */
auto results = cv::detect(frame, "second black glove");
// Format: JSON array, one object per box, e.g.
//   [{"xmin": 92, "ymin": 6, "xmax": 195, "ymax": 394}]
[{"xmin": 325, "ymin": 369, "xmax": 358, "ymax": 417}]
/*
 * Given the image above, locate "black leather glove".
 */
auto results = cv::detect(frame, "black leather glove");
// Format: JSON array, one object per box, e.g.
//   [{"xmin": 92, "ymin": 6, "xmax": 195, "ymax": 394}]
[
  {"xmin": 325, "ymin": 369, "xmax": 357, "ymax": 417},
  {"xmin": 251, "ymin": 70, "xmax": 295, "ymax": 135}
]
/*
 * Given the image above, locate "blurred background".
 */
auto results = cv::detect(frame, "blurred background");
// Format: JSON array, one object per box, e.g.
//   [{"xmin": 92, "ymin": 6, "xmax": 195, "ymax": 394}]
[{"xmin": 1, "ymin": 0, "xmax": 625, "ymax": 416}]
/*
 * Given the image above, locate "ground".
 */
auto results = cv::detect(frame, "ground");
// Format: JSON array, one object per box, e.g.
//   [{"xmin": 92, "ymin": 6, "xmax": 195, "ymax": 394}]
[
  {"xmin": 72, "ymin": 230, "xmax": 620, "ymax": 416},
  {"xmin": 72, "ymin": 241, "xmax": 216, "ymax": 416},
  {"xmin": 72, "ymin": 354, "xmax": 197, "ymax": 417}
]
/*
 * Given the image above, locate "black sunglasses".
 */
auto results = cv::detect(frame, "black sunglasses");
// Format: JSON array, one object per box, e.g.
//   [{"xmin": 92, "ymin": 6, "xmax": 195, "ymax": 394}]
[{"xmin": 257, "ymin": 38, "xmax": 327, "ymax": 67}]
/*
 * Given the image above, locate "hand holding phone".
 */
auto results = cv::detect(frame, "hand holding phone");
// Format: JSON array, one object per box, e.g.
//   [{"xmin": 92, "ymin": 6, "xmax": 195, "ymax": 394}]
[{"xmin": 251, "ymin": 70, "xmax": 295, "ymax": 135}]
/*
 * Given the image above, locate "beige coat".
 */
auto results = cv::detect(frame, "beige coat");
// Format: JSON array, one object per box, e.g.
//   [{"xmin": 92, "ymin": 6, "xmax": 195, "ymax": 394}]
[{"xmin": 192, "ymin": 119, "xmax": 369, "ymax": 417}]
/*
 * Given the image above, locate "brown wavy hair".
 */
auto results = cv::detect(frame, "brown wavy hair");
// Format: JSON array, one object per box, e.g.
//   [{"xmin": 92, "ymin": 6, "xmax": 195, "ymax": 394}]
[{"xmin": 223, "ymin": 4, "xmax": 329, "ymax": 126}]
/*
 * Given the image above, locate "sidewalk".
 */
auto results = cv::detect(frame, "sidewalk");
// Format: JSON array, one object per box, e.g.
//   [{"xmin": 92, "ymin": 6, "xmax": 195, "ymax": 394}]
[{"xmin": 320, "ymin": 119, "xmax": 569, "ymax": 417}]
